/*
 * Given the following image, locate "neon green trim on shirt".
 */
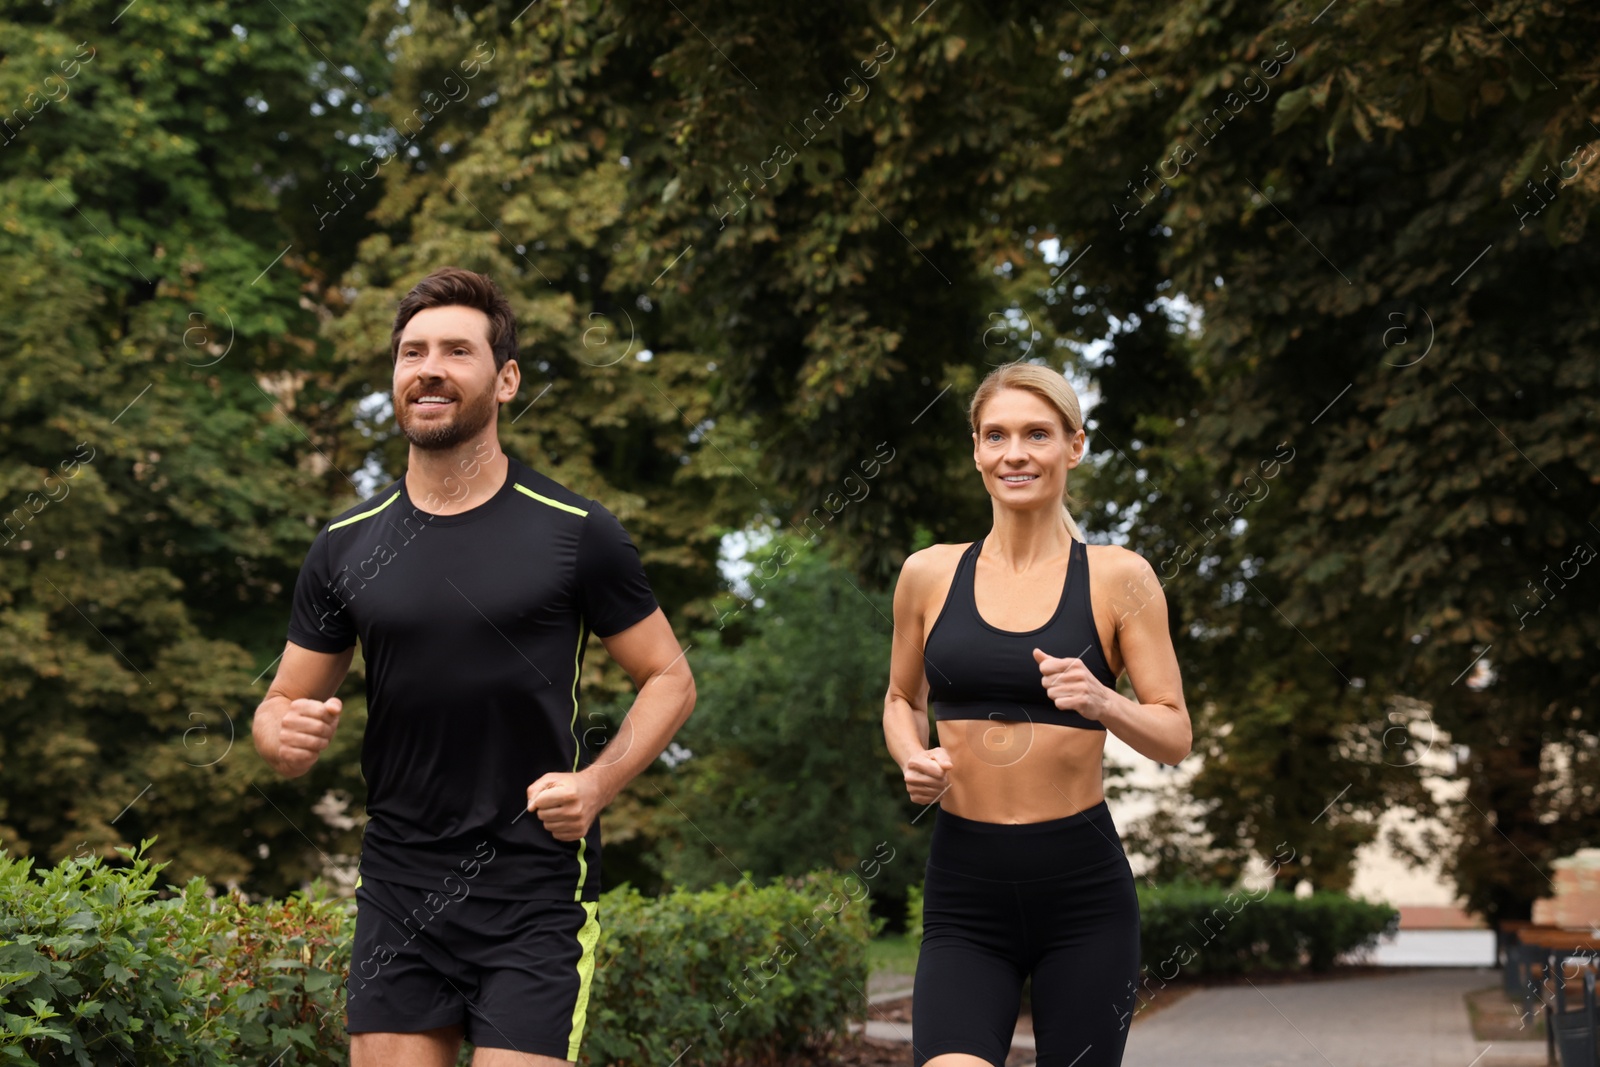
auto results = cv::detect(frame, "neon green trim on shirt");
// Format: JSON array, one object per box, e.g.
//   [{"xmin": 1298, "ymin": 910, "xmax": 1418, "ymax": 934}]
[
  {"xmin": 329, "ymin": 490, "xmax": 401, "ymax": 530},
  {"xmin": 514, "ymin": 483, "xmax": 589, "ymax": 517}
]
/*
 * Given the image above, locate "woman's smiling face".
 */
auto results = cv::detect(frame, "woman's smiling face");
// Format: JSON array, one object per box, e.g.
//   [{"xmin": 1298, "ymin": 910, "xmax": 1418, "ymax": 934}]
[{"xmin": 972, "ymin": 387, "xmax": 1085, "ymax": 508}]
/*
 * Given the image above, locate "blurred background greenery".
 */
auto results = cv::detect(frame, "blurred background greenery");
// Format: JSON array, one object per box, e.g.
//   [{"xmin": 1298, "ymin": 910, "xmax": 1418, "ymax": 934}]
[{"xmin": 1, "ymin": 0, "xmax": 1595, "ymax": 935}]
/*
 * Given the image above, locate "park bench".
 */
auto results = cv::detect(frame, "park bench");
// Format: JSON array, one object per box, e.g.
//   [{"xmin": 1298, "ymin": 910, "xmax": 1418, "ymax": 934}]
[
  {"xmin": 1503, "ymin": 924, "xmax": 1600, "ymax": 1067},
  {"xmin": 1545, "ymin": 961, "xmax": 1596, "ymax": 1067}
]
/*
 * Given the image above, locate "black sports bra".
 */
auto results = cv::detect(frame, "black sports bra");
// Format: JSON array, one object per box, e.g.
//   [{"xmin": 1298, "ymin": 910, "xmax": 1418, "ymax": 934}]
[{"xmin": 924, "ymin": 536, "xmax": 1117, "ymax": 731}]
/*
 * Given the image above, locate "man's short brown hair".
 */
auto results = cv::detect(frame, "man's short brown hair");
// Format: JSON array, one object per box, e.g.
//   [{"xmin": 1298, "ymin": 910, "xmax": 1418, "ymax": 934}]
[{"xmin": 391, "ymin": 267, "xmax": 518, "ymax": 372}]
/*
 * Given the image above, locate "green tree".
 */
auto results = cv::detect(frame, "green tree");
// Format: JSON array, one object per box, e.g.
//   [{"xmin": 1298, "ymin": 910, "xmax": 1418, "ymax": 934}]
[
  {"xmin": 1052, "ymin": 0, "xmax": 1599, "ymax": 915},
  {"xmin": 658, "ymin": 532, "xmax": 925, "ymax": 912},
  {"xmin": 0, "ymin": 0, "xmax": 765, "ymax": 894},
  {"xmin": 576, "ymin": 0, "xmax": 1598, "ymax": 912},
  {"xmin": 8, "ymin": 0, "xmax": 1592, "ymax": 918},
  {"xmin": 0, "ymin": 0, "xmax": 392, "ymax": 893}
]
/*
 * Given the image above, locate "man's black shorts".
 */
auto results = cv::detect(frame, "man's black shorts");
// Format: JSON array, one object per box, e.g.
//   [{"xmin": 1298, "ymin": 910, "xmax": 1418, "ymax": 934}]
[{"xmin": 346, "ymin": 874, "xmax": 601, "ymax": 1060}]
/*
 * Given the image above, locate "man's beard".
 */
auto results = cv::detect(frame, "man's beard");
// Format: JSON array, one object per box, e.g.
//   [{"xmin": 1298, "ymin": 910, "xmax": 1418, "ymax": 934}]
[{"xmin": 396, "ymin": 384, "xmax": 498, "ymax": 450}]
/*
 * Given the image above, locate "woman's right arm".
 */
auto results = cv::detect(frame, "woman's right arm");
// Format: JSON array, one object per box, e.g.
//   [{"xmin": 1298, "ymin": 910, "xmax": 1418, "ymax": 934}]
[{"xmin": 883, "ymin": 550, "xmax": 952, "ymax": 805}]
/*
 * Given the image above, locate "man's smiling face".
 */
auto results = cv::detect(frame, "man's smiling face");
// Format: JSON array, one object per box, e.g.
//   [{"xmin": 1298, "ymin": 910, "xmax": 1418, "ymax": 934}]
[{"xmin": 393, "ymin": 304, "xmax": 507, "ymax": 451}]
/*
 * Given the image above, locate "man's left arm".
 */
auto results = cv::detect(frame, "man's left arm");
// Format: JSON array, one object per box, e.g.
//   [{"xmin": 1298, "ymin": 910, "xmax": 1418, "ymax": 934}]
[{"xmin": 526, "ymin": 609, "xmax": 695, "ymax": 840}]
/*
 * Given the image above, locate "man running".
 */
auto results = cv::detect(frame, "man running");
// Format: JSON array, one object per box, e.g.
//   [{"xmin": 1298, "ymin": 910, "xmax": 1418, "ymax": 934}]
[{"xmin": 253, "ymin": 266, "xmax": 696, "ymax": 1067}]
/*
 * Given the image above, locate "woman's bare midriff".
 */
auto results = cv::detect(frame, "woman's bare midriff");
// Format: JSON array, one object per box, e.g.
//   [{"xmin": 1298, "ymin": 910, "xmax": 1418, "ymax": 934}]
[
  {"xmin": 937, "ymin": 721, "xmax": 1107, "ymax": 822},
  {"xmin": 921, "ymin": 539, "xmax": 1122, "ymax": 824}
]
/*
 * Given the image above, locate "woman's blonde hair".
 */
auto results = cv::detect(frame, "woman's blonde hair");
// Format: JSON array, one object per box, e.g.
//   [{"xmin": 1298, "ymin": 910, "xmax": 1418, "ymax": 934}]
[{"xmin": 967, "ymin": 363, "xmax": 1087, "ymax": 542}]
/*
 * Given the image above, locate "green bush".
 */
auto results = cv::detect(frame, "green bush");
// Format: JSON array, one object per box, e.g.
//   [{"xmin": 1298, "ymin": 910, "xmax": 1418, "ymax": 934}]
[
  {"xmin": 208, "ymin": 882, "xmax": 351, "ymax": 1064},
  {"xmin": 1, "ymin": 841, "xmax": 220, "ymax": 1064},
  {"xmin": 1136, "ymin": 882, "xmax": 1397, "ymax": 977},
  {"xmin": 904, "ymin": 883, "xmax": 923, "ymax": 944},
  {"xmin": 586, "ymin": 873, "xmax": 873, "ymax": 1066},
  {"xmin": 0, "ymin": 842, "xmax": 350, "ymax": 1066},
  {"xmin": 905, "ymin": 878, "xmax": 1397, "ymax": 978},
  {"xmin": 0, "ymin": 844, "xmax": 871, "ymax": 1066}
]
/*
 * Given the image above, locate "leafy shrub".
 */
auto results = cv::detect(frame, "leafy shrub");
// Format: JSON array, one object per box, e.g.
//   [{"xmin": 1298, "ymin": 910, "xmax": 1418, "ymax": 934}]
[
  {"xmin": 0, "ymin": 841, "xmax": 350, "ymax": 1066},
  {"xmin": 1287, "ymin": 890, "xmax": 1402, "ymax": 971},
  {"xmin": 904, "ymin": 883, "xmax": 923, "ymax": 944},
  {"xmin": 586, "ymin": 872, "xmax": 872, "ymax": 1066},
  {"xmin": 0, "ymin": 840, "xmax": 237, "ymax": 1065},
  {"xmin": 207, "ymin": 884, "xmax": 351, "ymax": 1064},
  {"xmin": 0, "ymin": 844, "xmax": 871, "ymax": 1066},
  {"xmin": 1135, "ymin": 882, "xmax": 1396, "ymax": 977}
]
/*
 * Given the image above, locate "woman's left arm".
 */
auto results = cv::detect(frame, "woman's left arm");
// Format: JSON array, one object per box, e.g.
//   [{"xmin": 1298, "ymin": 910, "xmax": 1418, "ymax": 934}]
[{"xmin": 1033, "ymin": 547, "xmax": 1191, "ymax": 765}]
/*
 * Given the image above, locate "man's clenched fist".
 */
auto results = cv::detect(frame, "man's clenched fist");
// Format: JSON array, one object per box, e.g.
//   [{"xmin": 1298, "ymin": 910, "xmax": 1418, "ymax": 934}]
[
  {"xmin": 276, "ymin": 697, "xmax": 342, "ymax": 777},
  {"xmin": 526, "ymin": 772, "xmax": 606, "ymax": 842}
]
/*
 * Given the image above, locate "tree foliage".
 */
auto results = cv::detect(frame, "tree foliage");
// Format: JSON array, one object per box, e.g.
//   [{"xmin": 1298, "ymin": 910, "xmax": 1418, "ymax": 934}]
[
  {"xmin": 2, "ymin": 0, "xmax": 1592, "ymax": 918},
  {"xmin": 1049, "ymin": 0, "xmax": 1599, "ymax": 918},
  {"xmin": 657, "ymin": 533, "xmax": 925, "ymax": 912},
  {"xmin": 0, "ymin": 0, "xmax": 392, "ymax": 893}
]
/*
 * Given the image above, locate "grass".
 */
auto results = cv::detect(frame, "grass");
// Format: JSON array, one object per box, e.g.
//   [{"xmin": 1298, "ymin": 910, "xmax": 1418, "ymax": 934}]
[{"xmin": 868, "ymin": 933, "xmax": 919, "ymax": 976}]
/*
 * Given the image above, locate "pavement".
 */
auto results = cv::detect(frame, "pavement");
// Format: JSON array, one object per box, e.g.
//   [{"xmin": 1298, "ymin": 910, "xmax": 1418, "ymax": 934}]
[
  {"xmin": 866, "ymin": 970, "xmax": 916, "ymax": 1000},
  {"xmin": 858, "ymin": 968, "xmax": 1548, "ymax": 1067},
  {"xmin": 1121, "ymin": 969, "xmax": 1543, "ymax": 1067}
]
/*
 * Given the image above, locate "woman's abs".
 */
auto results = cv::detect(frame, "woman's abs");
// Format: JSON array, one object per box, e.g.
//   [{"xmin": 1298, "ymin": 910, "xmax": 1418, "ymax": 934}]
[{"xmin": 936, "ymin": 719, "xmax": 1107, "ymax": 823}]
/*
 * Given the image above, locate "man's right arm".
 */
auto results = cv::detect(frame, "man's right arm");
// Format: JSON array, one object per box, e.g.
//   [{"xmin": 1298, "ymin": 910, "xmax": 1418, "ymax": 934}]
[{"xmin": 254, "ymin": 641, "xmax": 355, "ymax": 777}]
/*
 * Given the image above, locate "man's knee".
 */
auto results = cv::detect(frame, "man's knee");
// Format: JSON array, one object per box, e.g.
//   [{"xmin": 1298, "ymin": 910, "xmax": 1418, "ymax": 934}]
[
  {"xmin": 471, "ymin": 1046, "xmax": 575, "ymax": 1066},
  {"xmin": 350, "ymin": 1025, "xmax": 463, "ymax": 1067}
]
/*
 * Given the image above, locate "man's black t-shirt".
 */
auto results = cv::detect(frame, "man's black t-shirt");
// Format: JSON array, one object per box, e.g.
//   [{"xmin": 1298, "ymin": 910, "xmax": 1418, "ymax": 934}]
[{"xmin": 284, "ymin": 456, "xmax": 658, "ymax": 902}]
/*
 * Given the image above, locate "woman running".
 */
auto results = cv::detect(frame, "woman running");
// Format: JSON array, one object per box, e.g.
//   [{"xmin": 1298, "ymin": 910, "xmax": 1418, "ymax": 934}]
[{"xmin": 883, "ymin": 362, "xmax": 1190, "ymax": 1067}]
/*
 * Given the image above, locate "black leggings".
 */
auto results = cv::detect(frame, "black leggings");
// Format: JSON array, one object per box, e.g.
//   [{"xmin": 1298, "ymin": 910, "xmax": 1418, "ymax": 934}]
[{"xmin": 912, "ymin": 803, "xmax": 1140, "ymax": 1067}]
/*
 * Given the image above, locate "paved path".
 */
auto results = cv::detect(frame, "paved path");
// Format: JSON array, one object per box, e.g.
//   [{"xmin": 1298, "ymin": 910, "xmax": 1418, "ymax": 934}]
[
  {"xmin": 859, "ymin": 968, "xmax": 1548, "ymax": 1066},
  {"xmin": 1121, "ymin": 968, "xmax": 1544, "ymax": 1067}
]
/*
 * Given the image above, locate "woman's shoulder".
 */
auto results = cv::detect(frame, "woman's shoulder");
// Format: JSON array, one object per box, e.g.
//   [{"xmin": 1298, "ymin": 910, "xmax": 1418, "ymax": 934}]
[
  {"xmin": 904, "ymin": 541, "xmax": 974, "ymax": 570},
  {"xmin": 896, "ymin": 542, "xmax": 974, "ymax": 592},
  {"xmin": 1084, "ymin": 542, "xmax": 1161, "ymax": 590}
]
